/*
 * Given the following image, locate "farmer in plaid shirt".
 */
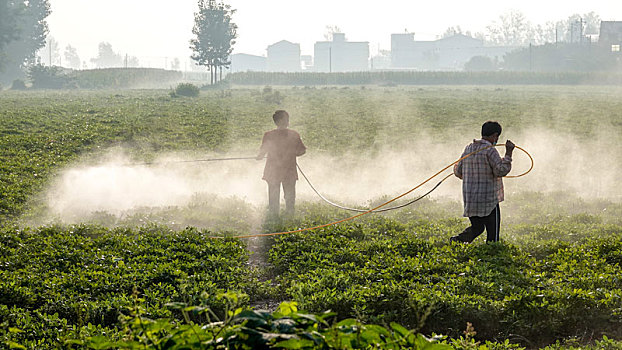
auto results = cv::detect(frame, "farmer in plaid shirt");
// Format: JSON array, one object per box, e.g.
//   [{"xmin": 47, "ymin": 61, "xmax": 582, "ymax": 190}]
[{"xmin": 450, "ymin": 121, "xmax": 515, "ymax": 243}]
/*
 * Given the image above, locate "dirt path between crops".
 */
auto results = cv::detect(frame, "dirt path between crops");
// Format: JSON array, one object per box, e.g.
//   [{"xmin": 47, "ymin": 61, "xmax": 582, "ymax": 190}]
[
  {"xmin": 247, "ymin": 235, "xmax": 272, "ymax": 269},
  {"xmin": 246, "ymin": 217, "xmax": 282, "ymax": 311}
]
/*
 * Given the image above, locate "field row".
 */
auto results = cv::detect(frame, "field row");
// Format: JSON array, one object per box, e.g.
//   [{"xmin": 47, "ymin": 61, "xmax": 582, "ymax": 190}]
[{"xmin": 2, "ymin": 217, "xmax": 622, "ymax": 348}]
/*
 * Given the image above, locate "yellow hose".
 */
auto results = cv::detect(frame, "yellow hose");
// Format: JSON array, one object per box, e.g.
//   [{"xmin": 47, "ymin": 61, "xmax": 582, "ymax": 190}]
[{"xmin": 212, "ymin": 144, "xmax": 533, "ymax": 239}]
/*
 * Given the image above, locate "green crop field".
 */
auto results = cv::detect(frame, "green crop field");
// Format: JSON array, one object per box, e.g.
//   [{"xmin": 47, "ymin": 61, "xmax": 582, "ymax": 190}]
[{"xmin": 2, "ymin": 85, "xmax": 622, "ymax": 349}]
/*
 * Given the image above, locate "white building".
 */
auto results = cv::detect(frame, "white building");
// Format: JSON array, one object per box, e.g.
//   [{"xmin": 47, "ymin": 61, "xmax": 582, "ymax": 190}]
[
  {"xmin": 230, "ymin": 53, "xmax": 266, "ymax": 72},
  {"xmin": 391, "ymin": 33, "xmax": 420, "ymax": 68},
  {"xmin": 266, "ymin": 40, "xmax": 301, "ymax": 72},
  {"xmin": 391, "ymin": 33, "xmax": 517, "ymax": 70},
  {"xmin": 599, "ymin": 21, "xmax": 622, "ymax": 52},
  {"xmin": 313, "ymin": 33, "xmax": 369, "ymax": 72}
]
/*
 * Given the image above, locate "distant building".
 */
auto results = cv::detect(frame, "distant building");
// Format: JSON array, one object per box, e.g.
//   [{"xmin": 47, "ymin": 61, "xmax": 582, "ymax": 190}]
[
  {"xmin": 599, "ymin": 21, "xmax": 622, "ymax": 53},
  {"xmin": 313, "ymin": 33, "xmax": 369, "ymax": 72},
  {"xmin": 391, "ymin": 33, "xmax": 421, "ymax": 68},
  {"xmin": 435, "ymin": 34, "xmax": 487, "ymax": 70},
  {"xmin": 267, "ymin": 40, "xmax": 301, "ymax": 72},
  {"xmin": 300, "ymin": 55, "xmax": 313, "ymax": 70},
  {"xmin": 391, "ymin": 33, "xmax": 517, "ymax": 70},
  {"xmin": 230, "ymin": 53, "xmax": 266, "ymax": 72}
]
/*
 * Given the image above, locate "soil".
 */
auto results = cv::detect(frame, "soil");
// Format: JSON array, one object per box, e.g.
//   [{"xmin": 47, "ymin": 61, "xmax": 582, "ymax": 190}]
[{"xmin": 246, "ymin": 225, "xmax": 282, "ymax": 312}]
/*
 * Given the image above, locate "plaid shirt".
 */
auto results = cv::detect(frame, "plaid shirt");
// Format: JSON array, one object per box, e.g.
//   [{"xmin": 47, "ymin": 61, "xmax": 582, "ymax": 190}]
[{"xmin": 454, "ymin": 139, "xmax": 512, "ymax": 217}]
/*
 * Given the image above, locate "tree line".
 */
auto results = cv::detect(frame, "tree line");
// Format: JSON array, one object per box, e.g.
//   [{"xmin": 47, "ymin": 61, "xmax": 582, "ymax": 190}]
[
  {"xmin": 0, "ymin": 0, "xmax": 237, "ymax": 87},
  {"xmin": 0, "ymin": 1, "xmax": 609, "ymax": 87},
  {"xmin": 442, "ymin": 10, "xmax": 601, "ymax": 47}
]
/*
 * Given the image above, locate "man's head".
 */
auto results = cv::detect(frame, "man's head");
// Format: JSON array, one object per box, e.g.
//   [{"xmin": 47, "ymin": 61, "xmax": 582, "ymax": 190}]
[
  {"xmin": 481, "ymin": 121, "xmax": 502, "ymax": 144},
  {"xmin": 273, "ymin": 110, "xmax": 289, "ymax": 128}
]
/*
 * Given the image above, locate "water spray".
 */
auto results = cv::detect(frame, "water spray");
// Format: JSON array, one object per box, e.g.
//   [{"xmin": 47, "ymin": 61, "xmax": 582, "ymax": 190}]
[
  {"xmin": 216, "ymin": 143, "xmax": 534, "ymax": 239},
  {"xmin": 121, "ymin": 144, "xmax": 533, "ymax": 239}
]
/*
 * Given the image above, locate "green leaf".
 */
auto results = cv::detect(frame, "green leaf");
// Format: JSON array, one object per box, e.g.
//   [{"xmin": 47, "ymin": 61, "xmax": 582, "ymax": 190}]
[
  {"xmin": 360, "ymin": 329, "xmax": 383, "ymax": 345},
  {"xmin": 336, "ymin": 319, "xmax": 359, "ymax": 327},
  {"xmin": 273, "ymin": 338, "xmax": 315, "ymax": 349},
  {"xmin": 277, "ymin": 301, "xmax": 298, "ymax": 316},
  {"xmin": 292, "ymin": 313, "xmax": 323, "ymax": 325},
  {"xmin": 218, "ymin": 291, "xmax": 239, "ymax": 304},
  {"xmin": 235, "ymin": 309, "xmax": 271, "ymax": 325},
  {"xmin": 415, "ymin": 334, "xmax": 453, "ymax": 350},
  {"xmin": 86, "ymin": 335, "xmax": 116, "ymax": 350},
  {"xmin": 364, "ymin": 324, "xmax": 391, "ymax": 338},
  {"xmin": 8, "ymin": 342, "xmax": 26, "ymax": 350},
  {"xmin": 390, "ymin": 322, "xmax": 411, "ymax": 338},
  {"xmin": 424, "ymin": 343, "xmax": 454, "ymax": 350},
  {"xmin": 64, "ymin": 340, "xmax": 85, "ymax": 346}
]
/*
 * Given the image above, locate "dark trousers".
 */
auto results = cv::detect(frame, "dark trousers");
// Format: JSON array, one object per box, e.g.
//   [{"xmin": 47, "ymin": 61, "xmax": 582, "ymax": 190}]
[
  {"xmin": 455, "ymin": 204, "xmax": 501, "ymax": 243},
  {"xmin": 267, "ymin": 179, "xmax": 296, "ymax": 214}
]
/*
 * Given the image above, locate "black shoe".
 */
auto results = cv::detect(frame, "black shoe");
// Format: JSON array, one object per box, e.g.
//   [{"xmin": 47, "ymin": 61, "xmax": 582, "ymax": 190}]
[{"xmin": 450, "ymin": 236, "xmax": 464, "ymax": 243}]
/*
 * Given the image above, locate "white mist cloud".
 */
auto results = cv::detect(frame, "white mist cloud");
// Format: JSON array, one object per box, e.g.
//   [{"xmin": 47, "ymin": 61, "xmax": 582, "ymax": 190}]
[
  {"xmin": 38, "ymin": 125, "xmax": 621, "ymax": 227},
  {"xmin": 46, "ymin": 153, "xmax": 266, "ymax": 222}
]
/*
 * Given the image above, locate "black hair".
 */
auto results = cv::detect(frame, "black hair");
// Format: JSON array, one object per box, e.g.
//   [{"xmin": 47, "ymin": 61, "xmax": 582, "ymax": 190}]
[
  {"xmin": 481, "ymin": 121, "xmax": 502, "ymax": 137},
  {"xmin": 273, "ymin": 110, "xmax": 289, "ymax": 124}
]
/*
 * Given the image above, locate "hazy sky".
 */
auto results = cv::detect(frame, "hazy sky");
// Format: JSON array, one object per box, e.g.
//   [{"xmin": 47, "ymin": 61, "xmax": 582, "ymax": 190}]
[{"xmin": 47, "ymin": 0, "xmax": 621, "ymax": 68}]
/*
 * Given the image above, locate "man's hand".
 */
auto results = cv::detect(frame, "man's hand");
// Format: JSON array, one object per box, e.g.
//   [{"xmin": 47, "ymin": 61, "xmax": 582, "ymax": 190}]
[{"xmin": 505, "ymin": 140, "xmax": 515, "ymax": 156}]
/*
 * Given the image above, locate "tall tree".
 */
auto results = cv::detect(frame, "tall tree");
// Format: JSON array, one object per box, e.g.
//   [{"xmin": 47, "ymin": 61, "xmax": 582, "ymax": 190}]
[
  {"xmin": 323, "ymin": 25, "xmax": 342, "ymax": 41},
  {"xmin": 532, "ymin": 22, "xmax": 557, "ymax": 45},
  {"xmin": 64, "ymin": 45, "xmax": 81, "ymax": 69},
  {"xmin": 170, "ymin": 57, "xmax": 181, "ymax": 70},
  {"xmin": 126, "ymin": 55, "xmax": 140, "ymax": 68},
  {"xmin": 581, "ymin": 12, "xmax": 601, "ymax": 36},
  {"xmin": 39, "ymin": 36, "xmax": 61, "ymax": 66},
  {"xmin": 440, "ymin": 26, "xmax": 478, "ymax": 39},
  {"xmin": 0, "ymin": 0, "xmax": 50, "ymax": 83},
  {"xmin": 560, "ymin": 12, "xmax": 601, "ymax": 43},
  {"xmin": 441, "ymin": 26, "xmax": 462, "ymax": 38},
  {"xmin": 190, "ymin": 0, "xmax": 237, "ymax": 84},
  {"xmin": 0, "ymin": 0, "xmax": 19, "ymax": 60},
  {"xmin": 90, "ymin": 42, "xmax": 123, "ymax": 68},
  {"xmin": 486, "ymin": 10, "xmax": 534, "ymax": 47}
]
